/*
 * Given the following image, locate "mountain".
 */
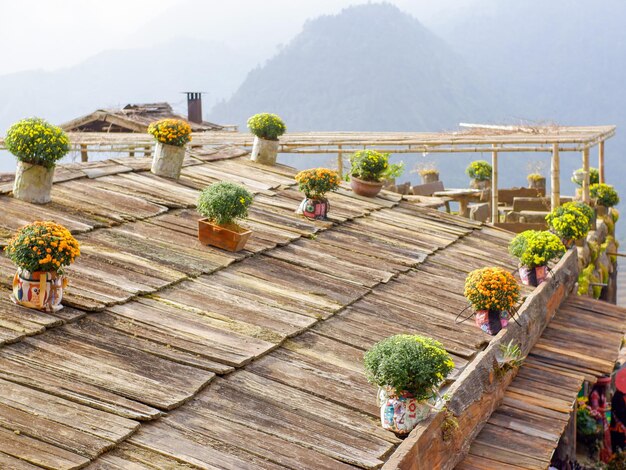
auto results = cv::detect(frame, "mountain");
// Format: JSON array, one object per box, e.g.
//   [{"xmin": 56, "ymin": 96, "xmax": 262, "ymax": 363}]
[{"xmin": 209, "ymin": 3, "xmax": 503, "ymax": 132}]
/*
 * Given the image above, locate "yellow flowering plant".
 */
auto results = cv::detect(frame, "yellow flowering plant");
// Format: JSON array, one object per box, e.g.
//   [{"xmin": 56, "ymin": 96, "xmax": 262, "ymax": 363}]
[
  {"xmin": 197, "ymin": 181, "xmax": 253, "ymax": 226},
  {"xmin": 466, "ymin": 160, "xmax": 492, "ymax": 181},
  {"xmin": 590, "ymin": 183, "xmax": 620, "ymax": 207},
  {"xmin": 350, "ymin": 150, "xmax": 404, "ymax": 182},
  {"xmin": 294, "ymin": 168, "xmax": 341, "ymax": 199},
  {"xmin": 509, "ymin": 230, "xmax": 565, "ymax": 268},
  {"xmin": 464, "ymin": 267, "xmax": 520, "ymax": 311},
  {"xmin": 545, "ymin": 205, "xmax": 590, "ymax": 241},
  {"xmin": 5, "ymin": 118, "xmax": 70, "ymax": 168},
  {"xmin": 147, "ymin": 119, "xmax": 192, "ymax": 147},
  {"xmin": 5, "ymin": 221, "xmax": 80, "ymax": 273},
  {"xmin": 364, "ymin": 334, "xmax": 454, "ymax": 400},
  {"xmin": 247, "ymin": 113, "xmax": 286, "ymax": 141}
]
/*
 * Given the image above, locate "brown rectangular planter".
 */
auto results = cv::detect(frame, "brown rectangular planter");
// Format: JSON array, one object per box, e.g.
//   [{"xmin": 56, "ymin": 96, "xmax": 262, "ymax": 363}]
[{"xmin": 197, "ymin": 219, "xmax": 252, "ymax": 252}]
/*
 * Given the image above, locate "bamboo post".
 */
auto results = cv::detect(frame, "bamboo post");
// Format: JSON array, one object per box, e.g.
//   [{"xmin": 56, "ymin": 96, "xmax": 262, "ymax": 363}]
[
  {"xmin": 598, "ymin": 141, "xmax": 605, "ymax": 183},
  {"xmin": 491, "ymin": 144, "xmax": 498, "ymax": 223},
  {"xmin": 80, "ymin": 144, "xmax": 88, "ymax": 163},
  {"xmin": 337, "ymin": 144, "xmax": 343, "ymax": 177},
  {"xmin": 582, "ymin": 147, "xmax": 590, "ymax": 203},
  {"xmin": 551, "ymin": 143, "xmax": 560, "ymax": 209}
]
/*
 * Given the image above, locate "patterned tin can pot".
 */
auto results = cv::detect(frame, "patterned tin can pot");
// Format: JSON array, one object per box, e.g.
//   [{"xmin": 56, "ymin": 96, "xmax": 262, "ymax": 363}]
[
  {"xmin": 475, "ymin": 309, "xmax": 509, "ymax": 336},
  {"xmin": 12, "ymin": 268, "xmax": 67, "ymax": 312},
  {"xmin": 378, "ymin": 387, "xmax": 431, "ymax": 435},
  {"xmin": 519, "ymin": 265, "xmax": 548, "ymax": 287},
  {"xmin": 296, "ymin": 198, "xmax": 330, "ymax": 220}
]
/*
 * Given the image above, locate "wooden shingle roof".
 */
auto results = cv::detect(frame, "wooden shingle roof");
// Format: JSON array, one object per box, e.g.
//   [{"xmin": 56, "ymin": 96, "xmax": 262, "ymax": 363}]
[{"xmin": 0, "ymin": 147, "xmax": 619, "ymax": 469}]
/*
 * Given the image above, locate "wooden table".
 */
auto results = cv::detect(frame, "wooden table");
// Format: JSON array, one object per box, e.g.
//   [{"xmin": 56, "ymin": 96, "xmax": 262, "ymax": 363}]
[{"xmin": 432, "ymin": 188, "xmax": 485, "ymax": 217}]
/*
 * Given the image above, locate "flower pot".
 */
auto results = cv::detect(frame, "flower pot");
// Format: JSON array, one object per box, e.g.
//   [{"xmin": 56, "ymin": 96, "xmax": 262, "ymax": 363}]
[
  {"xmin": 251, "ymin": 136, "xmax": 279, "ymax": 165},
  {"xmin": 475, "ymin": 309, "xmax": 509, "ymax": 335},
  {"xmin": 470, "ymin": 179, "xmax": 491, "ymax": 190},
  {"xmin": 350, "ymin": 176, "xmax": 384, "ymax": 198},
  {"xmin": 151, "ymin": 142, "xmax": 186, "ymax": 179},
  {"xmin": 378, "ymin": 387, "xmax": 430, "ymax": 435},
  {"xmin": 519, "ymin": 265, "xmax": 548, "ymax": 287},
  {"xmin": 296, "ymin": 197, "xmax": 330, "ymax": 220},
  {"xmin": 198, "ymin": 219, "xmax": 252, "ymax": 252},
  {"xmin": 420, "ymin": 173, "xmax": 439, "ymax": 184},
  {"xmin": 528, "ymin": 177, "xmax": 546, "ymax": 193},
  {"xmin": 572, "ymin": 169, "xmax": 585, "ymax": 184},
  {"xmin": 12, "ymin": 268, "xmax": 66, "ymax": 312},
  {"xmin": 13, "ymin": 161, "xmax": 54, "ymax": 204},
  {"xmin": 596, "ymin": 205, "xmax": 608, "ymax": 217}
]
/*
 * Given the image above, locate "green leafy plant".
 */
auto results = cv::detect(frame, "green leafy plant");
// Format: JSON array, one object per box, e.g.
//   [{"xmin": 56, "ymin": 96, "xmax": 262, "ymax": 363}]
[
  {"xmin": 441, "ymin": 408, "xmax": 459, "ymax": 441},
  {"xmin": 546, "ymin": 205, "xmax": 590, "ymax": 241},
  {"xmin": 5, "ymin": 117, "xmax": 70, "ymax": 168},
  {"xmin": 350, "ymin": 150, "xmax": 404, "ymax": 182},
  {"xmin": 5, "ymin": 221, "xmax": 80, "ymax": 273},
  {"xmin": 247, "ymin": 113, "xmax": 286, "ymax": 141},
  {"xmin": 590, "ymin": 183, "xmax": 620, "ymax": 207},
  {"xmin": 363, "ymin": 334, "xmax": 454, "ymax": 401},
  {"xmin": 465, "ymin": 160, "xmax": 492, "ymax": 181},
  {"xmin": 577, "ymin": 397, "xmax": 602, "ymax": 437},
  {"xmin": 494, "ymin": 340, "xmax": 525, "ymax": 378},
  {"xmin": 294, "ymin": 168, "xmax": 341, "ymax": 199},
  {"xmin": 508, "ymin": 230, "xmax": 565, "ymax": 268},
  {"xmin": 572, "ymin": 167, "xmax": 599, "ymax": 186},
  {"xmin": 197, "ymin": 182, "xmax": 253, "ymax": 226}
]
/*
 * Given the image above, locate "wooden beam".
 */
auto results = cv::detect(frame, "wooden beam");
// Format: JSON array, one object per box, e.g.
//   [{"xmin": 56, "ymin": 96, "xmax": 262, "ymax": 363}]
[
  {"xmin": 80, "ymin": 144, "xmax": 88, "ymax": 163},
  {"xmin": 491, "ymin": 145, "xmax": 498, "ymax": 223},
  {"xmin": 599, "ymin": 141, "xmax": 605, "ymax": 184},
  {"xmin": 551, "ymin": 143, "xmax": 560, "ymax": 209},
  {"xmin": 582, "ymin": 147, "xmax": 590, "ymax": 203}
]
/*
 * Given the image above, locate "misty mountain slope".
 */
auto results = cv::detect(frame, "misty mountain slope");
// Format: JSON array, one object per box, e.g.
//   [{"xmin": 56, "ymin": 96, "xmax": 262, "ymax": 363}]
[
  {"xmin": 0, "ymin": 37, "xmax": 249, "ymax": 136},
  {"xmin": 210, "ymin": 3, "xmax": 504, "ymax": 132}
]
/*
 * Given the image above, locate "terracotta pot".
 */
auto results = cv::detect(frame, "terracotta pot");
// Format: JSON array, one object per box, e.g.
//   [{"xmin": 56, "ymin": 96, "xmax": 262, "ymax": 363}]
[
  {"xmin": 350, "ymin": 176, "xmax": 384, "ymax": 197},
  {"xmin": 12, "ymin": 268, "xmax": 66, "ymax": 312},
  {"xmin": 296, "ymin": 197, "xmax": 330, "ymax": 220},
  {"xmin": 198, "ymin": 219, "xmax": 252, "ymax": 252},
  {"xmin": 378, "ymin": 387, "xmax": 430, "ymax": 435},
  {"xmin": 519, "ymin": 265, "xmax": 548, "ymax": 287},
  {"xmin": 13, "ymin": 161, "xmax": 55, "ymax": 204},
  {"xmin": 420, "ymin": 173, "xmax": 439, "ymax": 184},
  {"xmin": 251, "ymin": 136, "xmax": 279, "ymax": 165},
  {"xmin": 151, "ymin": 142, "xmax": 186, "ymax": 179},
  {"xmin": 470, "ymin": 179, "xmax": 491, "ymax": 190},
  {"xmin": 474, "ymin": 309, "xmax": 509, "ymax": 335}
]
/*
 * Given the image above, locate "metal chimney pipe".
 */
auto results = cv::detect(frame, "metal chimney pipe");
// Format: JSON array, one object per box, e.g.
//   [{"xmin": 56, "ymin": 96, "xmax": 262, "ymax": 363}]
[{"xmin": 185, "ymin": 92, "xmax": 203, "ymax": 124}]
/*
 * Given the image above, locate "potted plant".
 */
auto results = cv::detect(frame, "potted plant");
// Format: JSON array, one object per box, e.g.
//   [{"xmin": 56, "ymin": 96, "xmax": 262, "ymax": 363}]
[
  {"xmin": 5, "ymin": 221, "xmax": 80, "ymax": 312},
  {"xmin": 590, "ymin": 183, "xmax": 620, "ymax": 216},
  {"xmin": 572, "ymin": 167, "xmax": 599, "ymax": 186},
  {"xmin": 294, "ymin": 168, "xmax": 341, "ymax": 220},
  {"xmin": 509, "ymin": 230, "xmax": 565, "ymax": 286},
  {"xmin": 5, "ymin": 117, "xmax": 70, "ymax": 204},
  {"xmin": 527, "ymin": 173, "xmax": 546, "ymax": 193},
  {"xmin": 576, "ymin": 397, "xmax": 603, "ymax": 459},
  {"xmin": 545, "ymin": 204, "xmax": 590, "ymax": 248},
  {"xmin": 247, "ymin": 113, "xmax": 286, "ymax": 165},
  {"xmin": 562, "ymin": 201, "xmax": 596, "ymax": 231},
  {"xmin": 197, "ymin": 181, "xmax": 254, "ymax": 252},
  {"xmin": 416, "ymin": 163, "xmax": 439, "ymax": 184},
  {"xmin": 363, "ymin": 334, "xmax": 454, "ymax": 435},
  {"xmin": 349, "ymin": 150, "xmax": 404, "ymax": 198},
  {"xmin": 148, "ymin": 118, "xmax": 192, "ymax": 179},
  {"xmin": 466, "ymin": 160, "xmax": 492, "ymax": 190},
  {"xmin": 463, "ymin": 267, "xmax": 520, "ymax": 335}
]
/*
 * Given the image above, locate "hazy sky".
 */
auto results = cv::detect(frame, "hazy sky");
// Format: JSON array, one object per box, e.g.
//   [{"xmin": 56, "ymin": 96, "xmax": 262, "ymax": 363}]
[{"xmin": 0, "ymin": 0, "xmax": 478, "ymax": 75}]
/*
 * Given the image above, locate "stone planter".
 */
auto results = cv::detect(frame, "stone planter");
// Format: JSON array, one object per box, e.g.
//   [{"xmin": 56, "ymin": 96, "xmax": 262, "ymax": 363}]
[
  {"xmin": 470, "ymin": 179, "xmax": 491, "ymax": 190},
  {"xmin": 251, "ymin": 136, "xmax": 279, "ymax": 165},
  {"xmin": 151, "ymin": 142, "xmax": 186, "ymax": 179},
  {"xmin": 296, "ymin": 198, "xmax": 330, "ymax": 220},
  {"xmin": 378, "ymin": 387, "xmax": 430, "ymax": 435},
  {"xmin": 13, "ymin": 161, "xmax": 54, "ymax": 204},
  {"xmin": 350, "ymin": 176, "xmax": 384, "ymax": 198},
  {"xmin": 12, "ymin": 268, "xmax": 66, "ymax": 312},
  {"xmin": 198, "ymin": 219, "xmax": 252, "ymax": 252},
  {"xmin": 519, "ymin": 265, "xmax": 548, "ymax": 287},
  {"xmin": 474, "ymin": 309, "xmax": 509, "ymax": 335},
  {"xmin": 528, "ymin": 176, "xmax": 546, "ymax": 193},
  {"xmin": 420, "ymin": 172, "xmax": 439, "ymax": 184},
  {"xmin": 596, "ymin": 205, "xmax": 608, "ymax": 217}
]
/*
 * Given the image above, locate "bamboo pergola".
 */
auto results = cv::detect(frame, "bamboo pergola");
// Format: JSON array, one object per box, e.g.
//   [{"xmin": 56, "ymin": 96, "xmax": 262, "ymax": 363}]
[{"xmin": 0, "ymin": 123, "xmax": 616, "ymax": 221}]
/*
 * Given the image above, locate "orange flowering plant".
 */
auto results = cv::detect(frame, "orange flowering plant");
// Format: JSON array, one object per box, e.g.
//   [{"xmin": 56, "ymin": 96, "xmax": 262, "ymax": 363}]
[
  {"xmin": 464, "ymin": 267, "xmax": 520, "ymax": 311},
  {"xmin": 148, "ymin": 119, "xmax": 192, "ymax": 147},
  {"xmin": 5, "ymin": 221, "xmax": 80, "ymax": 273},
  {"xmin": 294, "ymin": 168, "xmax": 341, "ymax": 199}
]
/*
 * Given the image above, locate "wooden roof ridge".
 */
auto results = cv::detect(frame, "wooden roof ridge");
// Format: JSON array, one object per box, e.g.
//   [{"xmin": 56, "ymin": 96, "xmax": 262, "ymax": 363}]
[{"xmin": 457, "ymin": 295, "xmax": 626, "ymax": 470}]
